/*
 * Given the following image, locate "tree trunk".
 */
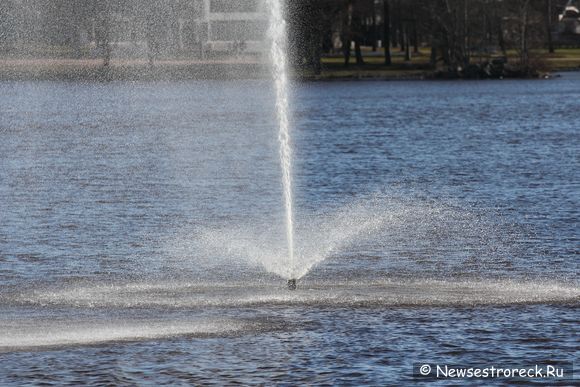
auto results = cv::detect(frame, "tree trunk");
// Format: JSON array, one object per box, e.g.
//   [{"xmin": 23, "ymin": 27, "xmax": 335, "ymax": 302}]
[
  {"xmin": 313, "ymin": 31, "xmax": 322, "ymax": 75},
  {"xmin": 520, "ymin": 0, "xmax": 530, "ymax": 68},
  {"xmin": 463, "ymin": 0, "xmax": 469, "ymax": 66},
  {"xmin": 101, "ymin": 20, "xmax": 111, "ymax": 67},
  {"xmin": 314, "ymin": 4, "xmax": 324, "ymax": 75},
  {"xmin": 353, "ymin": 1, "xmax": 364, "ymax": 65},
  {"xmin": 497, "ymin": 12, "xmax": 507, "ymax": 57},
  {"xmin": 383, "ymin": 0, "xmax": 392, "ymax": 65},
  {"xmin": 355, "ymin": 38, "xmax": 364, "ymax": 65},
  {"xmin": 398, "ymin": 0, "xmax": 404, "ymax": 51},
  {"xmin": 343, "ymin": 38, "xmax": 351, "ymax": 66},
  {"xmin": 430, "ymin": 39, "xmax": 437, "ymax": 68},
  {"xmin": 343, "ymin": 1, "xmax": 353, "ymax": 66},
  {"xmin": 371, "ymin": 2, "xmax": 377, "ymax": 51},
  {"xmin": 545, "ymin": 0, "xmax": 555, "ymax": 53},
  {"xmin": 103, "ymin": 37, "xmax": 111, "ymax": 67},
  {"xmin": 404, "ymin": 23, "xmax": 411, "ymax": 61},
  {"xmin": 413, "ymin": 19, "xmax": 419, "ymax": 53},
  {"xmin": 391, "ymin": 0, "xmax": 399, "ymax": 47},
  {"xmin": 399, "ymin": 28, "xmax": 405, "ymax": 52}
]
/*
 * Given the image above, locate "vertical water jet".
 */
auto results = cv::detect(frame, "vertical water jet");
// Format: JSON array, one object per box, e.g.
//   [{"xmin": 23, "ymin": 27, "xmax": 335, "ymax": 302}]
[{"xmin": 268, "ymin": 0, "xmax": 295, "ymax": 286}]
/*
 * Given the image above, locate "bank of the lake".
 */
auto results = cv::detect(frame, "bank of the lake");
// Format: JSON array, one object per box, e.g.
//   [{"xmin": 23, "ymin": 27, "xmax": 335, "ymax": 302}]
[{"xmin": 1, "ymin": 48, "xmax": 579, "ymax": 81}]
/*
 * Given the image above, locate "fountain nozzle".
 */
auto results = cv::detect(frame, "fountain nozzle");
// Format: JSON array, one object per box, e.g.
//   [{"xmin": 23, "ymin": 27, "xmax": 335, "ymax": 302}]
[{"xmin": 287, "ymin": 279, "xmax": 297, "ymax": 291}]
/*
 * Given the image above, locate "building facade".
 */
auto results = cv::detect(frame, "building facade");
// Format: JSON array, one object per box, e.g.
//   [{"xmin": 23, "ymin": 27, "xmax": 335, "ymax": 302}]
[
  {"xmin": 198, "ymin": 0, "xmax": 268, "ymax": 55},
  {"xmin": 558, "ymin": 0, "xmax": 580, "ymax": 35},
  {"xmin": 0, "ymin": 0, "xmax": 269, "ymax": 58}
]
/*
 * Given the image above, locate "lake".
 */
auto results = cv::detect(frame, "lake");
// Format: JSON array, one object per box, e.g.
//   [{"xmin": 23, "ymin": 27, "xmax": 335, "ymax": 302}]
[{"xmin": 0, "ymin": 74, "xmax": 578, "ymax": 384}]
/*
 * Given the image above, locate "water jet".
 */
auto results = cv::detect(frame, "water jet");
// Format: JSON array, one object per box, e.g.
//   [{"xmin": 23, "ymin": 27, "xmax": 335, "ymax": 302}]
[{"xmin": 268, "ymin": 0, "xmax": 295, "ymax": 285}]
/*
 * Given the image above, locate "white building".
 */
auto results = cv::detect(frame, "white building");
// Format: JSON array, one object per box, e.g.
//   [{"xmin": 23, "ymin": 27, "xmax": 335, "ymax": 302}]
[
  {"xmin": 59, "ymin": 0, "xmax": 269, "ymax": 60},
  {"xmin": 559, "ymin": 0, "xmax": 580, "ymax": 35},
  {"xmin": 199, "ymin": 0, "xmax": 268, "ymax": 55}
]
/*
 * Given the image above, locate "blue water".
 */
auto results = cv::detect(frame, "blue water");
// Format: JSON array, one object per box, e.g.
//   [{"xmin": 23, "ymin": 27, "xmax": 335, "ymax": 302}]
[{"xmin": 0, "ymin": 75, "xmax": 578, "ymax": 384}]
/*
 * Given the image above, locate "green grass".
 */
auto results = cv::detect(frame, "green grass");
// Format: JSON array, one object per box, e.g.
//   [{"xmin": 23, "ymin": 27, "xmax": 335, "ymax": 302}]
[
  {"xmin": 543, "ymin": 48, "xmax": 580, "ymax": 69},
  {"xmin": 303, "ymin": 47, "xmax": 580, "ymax": 79}
]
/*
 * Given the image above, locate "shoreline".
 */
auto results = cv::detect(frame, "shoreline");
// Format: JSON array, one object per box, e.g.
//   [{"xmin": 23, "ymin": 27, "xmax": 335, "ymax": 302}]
[{"xmin": 0, "ymin": 59, "xmax": 578, "ymax": 82}]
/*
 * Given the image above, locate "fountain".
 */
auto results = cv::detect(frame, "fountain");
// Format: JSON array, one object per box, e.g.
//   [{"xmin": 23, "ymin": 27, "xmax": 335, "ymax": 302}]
[
  {"xmin": 268, "ymin": 0, "xmax": 297, "ymax": 289},
  {"xmin": 0, "ymin": 3, "xmax": 578, "ymax": 383}
]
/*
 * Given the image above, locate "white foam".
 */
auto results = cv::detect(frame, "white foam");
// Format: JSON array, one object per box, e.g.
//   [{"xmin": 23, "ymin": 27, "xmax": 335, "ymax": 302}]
[
  {"xmin": 0, "ymin": 319, "xmax": 245, "ymax": 351},
  {"xmin": 8, "ymin": 279, "xmax": 578, "ymax": 309},
  {"xmin": 2, "ymin": 279, "xmax": 575, "ymax": 351}
]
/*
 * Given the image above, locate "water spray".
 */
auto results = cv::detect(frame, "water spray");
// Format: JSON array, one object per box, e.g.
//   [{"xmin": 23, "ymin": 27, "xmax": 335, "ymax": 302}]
[{"xmin": 269, "ymin": 0, "xmax": 295, "ymax": 288}]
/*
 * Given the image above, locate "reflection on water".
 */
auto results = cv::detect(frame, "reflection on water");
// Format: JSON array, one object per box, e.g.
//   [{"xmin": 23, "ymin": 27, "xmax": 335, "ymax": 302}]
[{"xmin": 0, "ymin": 76, "xmax": 578, "ymax": 384}]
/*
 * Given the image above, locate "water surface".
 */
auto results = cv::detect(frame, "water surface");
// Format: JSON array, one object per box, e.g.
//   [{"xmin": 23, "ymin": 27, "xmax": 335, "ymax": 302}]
[{"xmin": 0, "ymin": 75, "xmax": 578, "ymax": 384}]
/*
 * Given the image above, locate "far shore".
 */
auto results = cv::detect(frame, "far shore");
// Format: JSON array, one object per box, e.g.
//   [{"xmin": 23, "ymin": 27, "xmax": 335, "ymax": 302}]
[{"xmin": 0, "ymin": 49, "xmax": 579, "ymax": 81}]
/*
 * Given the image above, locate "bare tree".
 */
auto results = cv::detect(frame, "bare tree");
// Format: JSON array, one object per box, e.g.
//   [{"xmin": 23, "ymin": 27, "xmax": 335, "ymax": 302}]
[
  {"xmin": 383, "ymin": 0, "xmax": 392, "ymax": 65},
  {"xmin": 545, "ymin": 0, "xmax": 555, "ymax": 53},
  {"xmin": 94, "ymin": 1, "xmax": 113, "ymax": 66},
  {"xmin": 353, "ymin": 1, "xmax": 366, "ymax": 65},
  {"xmin": 343, "ymin": 0, "xmax": 353, "ymax": 66}
]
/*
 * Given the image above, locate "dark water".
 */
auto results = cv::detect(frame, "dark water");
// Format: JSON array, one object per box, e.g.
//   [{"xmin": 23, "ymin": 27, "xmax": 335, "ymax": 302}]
[{"xmin": 0, "ymin": 75, "xmax": 578, "ymax": 385}]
